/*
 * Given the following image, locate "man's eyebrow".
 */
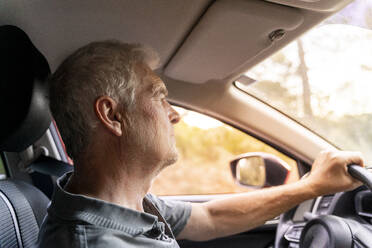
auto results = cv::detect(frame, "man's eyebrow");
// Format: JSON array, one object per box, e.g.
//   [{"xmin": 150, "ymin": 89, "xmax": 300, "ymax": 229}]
[{"xmin": 151, "ymin": 83, "xmax": 168, "ymax": 96}]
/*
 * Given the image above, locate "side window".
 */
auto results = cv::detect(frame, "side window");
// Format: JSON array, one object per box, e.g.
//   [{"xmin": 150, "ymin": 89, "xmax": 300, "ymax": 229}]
[
  {"xmin": 150, "ymin": 106, "xmax": 299, "ymax": 196},
  {"xmin": 0, "ymin": 155, "xmax": 6, "ymax": 179},
  {"xmin": 50, "ymin": 121, "xmax": 74, "ymax": 164}
]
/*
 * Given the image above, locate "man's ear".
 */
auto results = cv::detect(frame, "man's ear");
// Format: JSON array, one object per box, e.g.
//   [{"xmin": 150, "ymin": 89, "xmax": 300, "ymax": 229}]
[{"xmin": 94, "ymin": 96, "xmax": 123, "ymax": 136}]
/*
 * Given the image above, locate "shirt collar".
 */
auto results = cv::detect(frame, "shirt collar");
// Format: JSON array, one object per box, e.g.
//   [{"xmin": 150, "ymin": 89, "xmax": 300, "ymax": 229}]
[{"xmin": 48, "ymin": 172, "xmax": 158, "ymax": 236}]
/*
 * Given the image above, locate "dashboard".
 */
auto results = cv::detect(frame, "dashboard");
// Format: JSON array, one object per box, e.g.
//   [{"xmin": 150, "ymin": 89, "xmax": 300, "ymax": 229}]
[{"xmin": 275, "ymin": 186, "xmax": 372, "ymax": 248}]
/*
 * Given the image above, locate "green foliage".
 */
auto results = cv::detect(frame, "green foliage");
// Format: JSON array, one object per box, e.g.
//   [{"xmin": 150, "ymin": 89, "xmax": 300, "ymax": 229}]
[
  {"xmin": 174, "ymin": 119, "xmax": 293, "ymax": 165},
  {"xmin": 0, "ymin": 157, "xmax": 5, "ymax": 175}
]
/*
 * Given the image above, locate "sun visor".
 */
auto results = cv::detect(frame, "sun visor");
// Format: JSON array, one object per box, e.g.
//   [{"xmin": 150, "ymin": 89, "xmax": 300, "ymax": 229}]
[{"xmin": 164, "ymin": 0, "xmax": 303, "ymax": 84}]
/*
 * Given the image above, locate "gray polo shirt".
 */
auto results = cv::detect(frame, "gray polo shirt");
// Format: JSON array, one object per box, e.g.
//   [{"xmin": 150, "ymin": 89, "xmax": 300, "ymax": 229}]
[{"xmin": 37, "ymin": 173, "xmax": 191, "ymax": 247}]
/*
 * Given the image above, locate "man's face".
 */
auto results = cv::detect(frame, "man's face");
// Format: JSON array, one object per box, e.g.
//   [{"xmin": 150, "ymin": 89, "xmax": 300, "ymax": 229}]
[{"xmin": 125, "ymin": 64, "xmax": 180, "ymax": 168}]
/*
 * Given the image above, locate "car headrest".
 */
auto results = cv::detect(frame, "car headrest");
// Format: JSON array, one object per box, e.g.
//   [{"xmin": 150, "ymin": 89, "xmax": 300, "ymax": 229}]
[{"xmin": 0, "ymin": 25, "xmax": 51, "ymax": 152}]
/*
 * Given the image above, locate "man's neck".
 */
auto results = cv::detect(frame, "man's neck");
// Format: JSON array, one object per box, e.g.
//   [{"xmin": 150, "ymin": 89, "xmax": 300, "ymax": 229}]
[{"xmin": 64, "ymin": 157, "xmax": 157, "ymax": 212}]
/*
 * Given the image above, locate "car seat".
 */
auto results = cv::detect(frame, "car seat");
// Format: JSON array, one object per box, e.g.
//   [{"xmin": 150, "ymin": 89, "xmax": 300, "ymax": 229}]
[{"xmin": 0, "ymin": 25, "xmax": 54, "ymax": 248}]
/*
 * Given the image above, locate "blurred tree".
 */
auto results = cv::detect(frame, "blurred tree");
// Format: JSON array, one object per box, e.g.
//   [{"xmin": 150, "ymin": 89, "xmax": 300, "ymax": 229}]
[
  {"xmin": 253, "ymin": 80, "xmax": 297, "ymax": 114},
  {"xmin": 296, "ymin": 39, "xmax": 313, "ymax": 118}
]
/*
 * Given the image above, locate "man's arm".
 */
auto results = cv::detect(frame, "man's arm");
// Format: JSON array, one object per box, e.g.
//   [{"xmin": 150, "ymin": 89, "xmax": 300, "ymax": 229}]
[{"xmin": 177, "ymin": 150, "xmax": 364, "ymax": 241}]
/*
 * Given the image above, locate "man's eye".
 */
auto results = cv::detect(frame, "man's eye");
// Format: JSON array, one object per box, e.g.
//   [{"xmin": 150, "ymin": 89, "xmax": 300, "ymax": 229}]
[
  {"xmin": 159, "ymin": 93, "xmax": 166, "ymax": 99},
  {"xmin": 154, "ymin": 93, "xmax": 165, "ymax": 101}
]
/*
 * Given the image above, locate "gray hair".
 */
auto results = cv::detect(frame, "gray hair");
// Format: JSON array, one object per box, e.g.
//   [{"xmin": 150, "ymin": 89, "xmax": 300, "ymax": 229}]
[{"xmin": 49, "ymin": 40, "xmax": 159, "ymax": 160}]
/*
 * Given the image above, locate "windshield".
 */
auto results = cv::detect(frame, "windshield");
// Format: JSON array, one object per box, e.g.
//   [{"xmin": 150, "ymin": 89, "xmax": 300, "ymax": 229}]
[{"xmin": 236, "ymin": 0, "xmax": 372, "ymax": 163}]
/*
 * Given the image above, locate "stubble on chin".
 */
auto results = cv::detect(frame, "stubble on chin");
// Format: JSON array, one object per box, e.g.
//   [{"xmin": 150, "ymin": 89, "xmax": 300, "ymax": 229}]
[{"xmin": 164, "ymin": 149, "xmax": 179, "ymax": 167}]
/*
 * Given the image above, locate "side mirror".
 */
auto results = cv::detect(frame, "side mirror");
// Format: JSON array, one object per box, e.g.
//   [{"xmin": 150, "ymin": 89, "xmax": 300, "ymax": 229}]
[{"xmin": 230, "ymin": 152, "xmax": 291, "ymax": 188}]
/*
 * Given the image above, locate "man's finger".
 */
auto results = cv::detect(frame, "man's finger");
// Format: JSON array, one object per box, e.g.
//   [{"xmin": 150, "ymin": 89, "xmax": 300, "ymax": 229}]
[{"xmin": 340, "ymin": 151, "xmax": 365, "ymax": 168}]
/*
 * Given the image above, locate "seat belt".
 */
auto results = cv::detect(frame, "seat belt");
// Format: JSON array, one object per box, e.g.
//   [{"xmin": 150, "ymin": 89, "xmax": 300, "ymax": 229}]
[
  {"xmin": 19, "ymin": 155, "xmax": 73, "ymax": 198},
  {"xmin": 29, "ymin": 155, "xmax": 73, "ymax": 177}
]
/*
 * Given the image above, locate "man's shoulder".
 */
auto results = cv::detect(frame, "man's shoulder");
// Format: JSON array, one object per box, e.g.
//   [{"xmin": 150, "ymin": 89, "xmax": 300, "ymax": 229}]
[
  {"xmin": 144, "ymin": 193, "xmax": 192, "ymax": 238},
  {"xmin": 38, "ymin": 214, "xmax": 146, "ymax": 248}
]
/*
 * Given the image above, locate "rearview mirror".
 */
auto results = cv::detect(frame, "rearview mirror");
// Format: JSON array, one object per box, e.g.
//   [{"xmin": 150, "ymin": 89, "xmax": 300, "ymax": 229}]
[{"xmin": 230, "ymin": 152, "xmax": 291, "ymax": 188}]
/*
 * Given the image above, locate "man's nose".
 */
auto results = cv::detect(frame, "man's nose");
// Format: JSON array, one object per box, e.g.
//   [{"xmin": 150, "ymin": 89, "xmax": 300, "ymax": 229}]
[{"xmin": 168, "ymin": 104, "xmax": 180, "ymax": 124}]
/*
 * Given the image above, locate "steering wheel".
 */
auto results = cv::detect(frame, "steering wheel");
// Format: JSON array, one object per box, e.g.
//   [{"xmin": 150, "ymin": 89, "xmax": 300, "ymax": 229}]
[{"xmin": 275, "ymin": 165, "xmax": 372, "ymax": 248}]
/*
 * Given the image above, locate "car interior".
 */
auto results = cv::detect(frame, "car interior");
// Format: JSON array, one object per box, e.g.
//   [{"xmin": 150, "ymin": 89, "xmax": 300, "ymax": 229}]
[{"xmin": 0, "ymin": 0, "xmax": 371, "ymax": 247}]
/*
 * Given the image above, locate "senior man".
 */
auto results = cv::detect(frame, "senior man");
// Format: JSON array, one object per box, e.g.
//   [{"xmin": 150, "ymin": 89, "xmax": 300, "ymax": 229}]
[{"xmin": 38, "ymin": 40, "xmax": 364, "ymax": 247}]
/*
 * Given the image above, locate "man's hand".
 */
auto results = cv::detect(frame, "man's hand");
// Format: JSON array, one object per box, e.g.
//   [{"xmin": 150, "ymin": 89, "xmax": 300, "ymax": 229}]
[{"xmin": 305, "ymin": 150, "xmax": 364, "ymax": 196}]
